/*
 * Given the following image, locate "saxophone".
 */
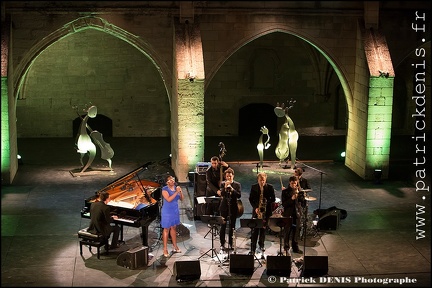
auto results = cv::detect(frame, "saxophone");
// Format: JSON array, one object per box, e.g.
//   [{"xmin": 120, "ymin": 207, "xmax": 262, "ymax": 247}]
[{"xmin": 257, "ymin": 186, "xmax": 267, "ymax": 219}]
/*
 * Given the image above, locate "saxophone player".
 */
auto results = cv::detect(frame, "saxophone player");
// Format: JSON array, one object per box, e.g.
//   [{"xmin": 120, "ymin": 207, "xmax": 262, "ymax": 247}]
[{"xmin": 248, "ymin": 172, "xmax": 276, "ymax": 255}]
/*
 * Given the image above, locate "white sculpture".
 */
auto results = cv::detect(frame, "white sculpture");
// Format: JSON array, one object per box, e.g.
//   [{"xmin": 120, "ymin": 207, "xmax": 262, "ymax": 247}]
[
  {"xmin": 274, "ymin": 99, "xmax": 298, "ymax": 169},
  {"xmin": 257, "ymin": 126, "xmax": 271, "ymax": 169}
]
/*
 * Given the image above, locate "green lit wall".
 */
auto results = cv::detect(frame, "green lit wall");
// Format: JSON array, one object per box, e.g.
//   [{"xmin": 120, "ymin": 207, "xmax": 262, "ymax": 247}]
[
  {"xmin": 1, "ymin": 77, "xmax": 10, "ymax": 175},
  {"xmin": 365, "ymin": 77, "xmax": 394, "ymax": 179}
]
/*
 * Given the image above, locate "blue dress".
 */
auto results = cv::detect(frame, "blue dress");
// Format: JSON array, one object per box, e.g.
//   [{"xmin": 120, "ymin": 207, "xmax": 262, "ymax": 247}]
[{"xmin": 160, "ymin": 185, "xmax": 181, "ymax": 228}]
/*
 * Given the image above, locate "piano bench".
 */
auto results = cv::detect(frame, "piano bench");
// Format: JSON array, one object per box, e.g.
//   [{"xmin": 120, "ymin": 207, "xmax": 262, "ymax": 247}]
[{"xmin": 78, "ymin": 228, "xmax": 108, "ymax": 259}]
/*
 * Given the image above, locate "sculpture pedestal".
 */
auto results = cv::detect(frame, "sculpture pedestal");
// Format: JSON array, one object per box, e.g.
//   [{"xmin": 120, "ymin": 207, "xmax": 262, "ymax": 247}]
[{"xmin": 69, "ymin": 167, "xmax": 115, "ymax": 177}]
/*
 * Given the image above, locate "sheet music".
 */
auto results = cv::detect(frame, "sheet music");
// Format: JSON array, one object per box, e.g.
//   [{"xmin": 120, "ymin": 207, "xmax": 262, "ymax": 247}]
[
  {"xmin": 197, "ymin": 196, "xmax": 206, "ymax": 204},
  {"xmin": 109, "ymin": 201, "xmax": 135, "ymax": 209}
]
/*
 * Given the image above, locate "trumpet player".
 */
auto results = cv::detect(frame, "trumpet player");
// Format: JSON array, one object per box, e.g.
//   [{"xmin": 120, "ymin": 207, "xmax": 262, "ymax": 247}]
[
  {"xmin": 218, "ymin": 168, "xmax": 241, "ymax": 252},
  {"xmin": 248, "ymin": 172, "xmax": 275, "ymax": 255},
  {"xmin": 281, "ymin": 176, "xmax": 305, "ymax": 254}
]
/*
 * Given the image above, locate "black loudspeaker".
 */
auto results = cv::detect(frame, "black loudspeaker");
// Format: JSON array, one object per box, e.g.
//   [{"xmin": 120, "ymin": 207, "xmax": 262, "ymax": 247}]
[
  {"xmin": 266, "ymin": 256, "xmax": 291, "ymax": 276},
  {"xmin": 194, "ymin": 172, "xmax": 207, "ymax": 196},
  {"xmin": 318, "ymin": 209, "xmax": 340, "ymax": 230},
  {"xmin": 176, "ymin": 223, "xmax": 190, "ymax": 238},
  {"xmin": 116, "ymin": 246, "xmax": 148, "ymax": 269},
  {"xmin": 229, "ymin": 254, "xmax": 254, "ymax": 275},
  {"xmin": 303, "ymin": 256, "xmax": 328, "ymax": 277},
  {"xmin": 173, "ymin": 260, "xmax": 201, "ymax": 281}
]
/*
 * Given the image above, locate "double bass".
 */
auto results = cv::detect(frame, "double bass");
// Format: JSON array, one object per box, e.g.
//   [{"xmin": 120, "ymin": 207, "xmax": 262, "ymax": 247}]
[{"xmin": 218, "ymin": 142, "xmax": 227, "ymax": 186}]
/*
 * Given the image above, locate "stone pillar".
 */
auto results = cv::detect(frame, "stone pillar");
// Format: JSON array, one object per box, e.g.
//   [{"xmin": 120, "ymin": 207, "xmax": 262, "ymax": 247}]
[
  {"xmin": 347, "ymin": 22, "xmax": 394, "ymax": 181},
  {"xmin": 1, "ymin": 17, "xmax": 18, "ymax": 184},
  {"xmin": 171, "ymin": 20, "xmax": 205, "ymax": 183},
  {"xmin": 365, "ymin": 77, "xmax": 394, "ymax": 180}
]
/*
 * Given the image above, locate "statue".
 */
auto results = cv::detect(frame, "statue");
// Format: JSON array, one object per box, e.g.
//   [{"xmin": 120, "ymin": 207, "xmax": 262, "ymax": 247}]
[
  {"xmin": 257, "ymin": 126, "xmax": 271, "ymax": 169},
  {"xmin": 73, "ymin": 105, "xmax": 114, "ymax": 173},
  {"xmin": 274, "ymin": 99, "xmax": 298, "ymax": 169}
]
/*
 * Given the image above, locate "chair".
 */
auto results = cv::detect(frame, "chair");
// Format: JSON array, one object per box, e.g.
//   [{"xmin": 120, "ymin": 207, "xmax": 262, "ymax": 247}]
[{"xmin": 78, "ymin": 227, "xmax": 108, "ymax": 259}]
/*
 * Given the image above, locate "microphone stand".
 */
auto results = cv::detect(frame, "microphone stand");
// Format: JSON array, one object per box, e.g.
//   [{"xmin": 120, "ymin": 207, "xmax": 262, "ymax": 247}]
[
  {"xmin": 225, "ymin": 188, "xmax": 232, "ymax": 263},
  {"xmin": 295, "ymin": 159, "xmax": 327, "ymax": 276},
  {"xmin": 150, "ymin": 196, "xmax": 163, "ymax": 252},
  {"xmin": 295, "ymin": 159, "xmax": 326, "ymax": 217}
]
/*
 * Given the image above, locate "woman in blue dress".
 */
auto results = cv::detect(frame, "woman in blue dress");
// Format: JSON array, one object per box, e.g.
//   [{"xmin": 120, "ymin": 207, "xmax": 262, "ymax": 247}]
[{"xmin": 161, "ymin": 175, "xmax": 184, "ymax": 257}]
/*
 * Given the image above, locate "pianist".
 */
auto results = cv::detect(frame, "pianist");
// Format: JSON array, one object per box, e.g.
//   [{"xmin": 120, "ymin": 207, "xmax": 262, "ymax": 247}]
[
  {"xmin": 161, "ymin": 175, "xmax": 184, "ymax": 257},
  {"xmin": 88, "ymin": 191, "xmax": 121, "ymax": 249}
]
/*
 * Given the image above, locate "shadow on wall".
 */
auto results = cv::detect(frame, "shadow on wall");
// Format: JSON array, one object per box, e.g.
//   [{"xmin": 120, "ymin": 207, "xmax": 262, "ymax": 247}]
[
  {"xmin": 72, "ymin": 114, "xmax": 113, "ymax": 138},
  {"xmin": 238, "ymin": 103, "xmax": 278, "ymax": 139}
]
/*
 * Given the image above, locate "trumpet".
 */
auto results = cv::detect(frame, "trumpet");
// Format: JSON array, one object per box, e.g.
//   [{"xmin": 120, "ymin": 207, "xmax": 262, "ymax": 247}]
[{"xmin": 225, "ymin": 180, "xmax": 233, "ymax": 189}]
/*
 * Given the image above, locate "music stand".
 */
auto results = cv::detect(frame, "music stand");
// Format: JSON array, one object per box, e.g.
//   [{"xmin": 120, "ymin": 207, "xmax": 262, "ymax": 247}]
[
  {"xmin": 240, "ymin": 218, "xmax": 264, "ymax": 267},
  {"xmin": 203, "ymin": 197, "xmax": 222, "ymax": 239},
  {"xmin": 268, "ymin": 217, "xmax": 291, "ymax": 256},
  {"xmin": 199, "ymin": 215, "xmax": 225, "ymax": 264}
]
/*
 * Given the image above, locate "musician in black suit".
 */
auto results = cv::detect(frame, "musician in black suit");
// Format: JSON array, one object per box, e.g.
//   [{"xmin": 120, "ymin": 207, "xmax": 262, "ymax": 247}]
[
  {"xmin": 88, "ymin": 191, "xmax": 121, "ymax": 249},
  {"xmin": 205, "ymin": 156, "xmax": 229, "ymax": 215},
  {"xmin": 281, "ymin": 176, "xmax": 305, "ymax": 254},
  {"xmin": 295, "ymin": 167, "xmax": 311, "ymax": 190},
  {"xmin": 218, "ymin": 168, "xmax": 241, "ymax": 251},
  {"xmin": 249, "ymin": 172, "xmax": 275, "ymax": 254}
]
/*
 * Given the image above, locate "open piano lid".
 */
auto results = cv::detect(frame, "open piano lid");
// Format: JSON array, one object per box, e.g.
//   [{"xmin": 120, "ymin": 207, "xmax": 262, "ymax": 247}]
[
  {"xmin": 100, "ymin": 162, "xmax": 162, "ymax": 208},
  {"xmin": 82, "ymin": 162, "xmax": 172, "ymax": 217}
]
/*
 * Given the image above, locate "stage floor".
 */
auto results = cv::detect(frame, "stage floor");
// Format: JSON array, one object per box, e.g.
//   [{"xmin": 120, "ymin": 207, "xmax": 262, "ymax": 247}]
[{"xmin": 1, "ymin": 137, "xmax": 430, "ymax": 287}]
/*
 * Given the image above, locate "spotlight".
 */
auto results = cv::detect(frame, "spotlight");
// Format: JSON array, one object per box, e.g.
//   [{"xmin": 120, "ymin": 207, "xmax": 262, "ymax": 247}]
[
  {"xmin": 336, "ymin": 151, "xmax": 346, "ymax": 162},
  {"xmin": 17, "ymin": 154, "xmax": 23, "ymax": 165}
]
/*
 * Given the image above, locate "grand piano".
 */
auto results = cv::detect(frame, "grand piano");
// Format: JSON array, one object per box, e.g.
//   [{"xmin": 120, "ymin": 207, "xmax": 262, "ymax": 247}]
[{"xmin": 81, "ymin": 162, "xmax": 162, "ymax": 247}]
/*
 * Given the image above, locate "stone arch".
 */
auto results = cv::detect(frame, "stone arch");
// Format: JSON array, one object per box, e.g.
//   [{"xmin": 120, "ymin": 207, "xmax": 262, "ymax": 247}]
[
  {"xmin": 205, "ymin": 25, "xmax": 355, "ymax": 171},
  {"xmin": 12, "ymin": 16, "xmax": 172, "ymax": 106},
  {"xmin": 205, "ymin": 26, "xmax": 353, "ymax": 111}
]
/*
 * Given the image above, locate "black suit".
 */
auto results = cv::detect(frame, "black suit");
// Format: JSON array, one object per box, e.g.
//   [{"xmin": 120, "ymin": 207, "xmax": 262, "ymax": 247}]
[
  {"xmin": 281, "ymin": 186, "xmax": 304, "ymax": 251},
  {"xmin": 298, "ymin": 176, "xmax": 311, "ymax": 190},
  {"xmin": 219, "ymin": 180, "xmax": 241, "ymax": 247},
  {"xmin": 249, "ymin": 183, "xmax": 275, "ymax": 252},
  {"xmin": 88, "ymin": 200, "xmax": 120, "ymax": 248}
]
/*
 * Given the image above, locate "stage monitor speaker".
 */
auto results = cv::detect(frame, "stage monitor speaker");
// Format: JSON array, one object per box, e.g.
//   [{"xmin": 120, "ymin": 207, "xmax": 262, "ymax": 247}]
[
  {"xmin": 194, "ymin": 172, "xmax": 207, "ymax": 197},
  {"xmin": 318, "ymin": 209, "xmax": 340, "ymax": 230},
  {"xmin": 229, "ymin": 254, "xmax": 254, "ymax": 275},
  {"xmin": 266, "ymin": 256, "xmax": 291, "ymax": 276},
  {"xmin": 173, "ymin": 260, "xmax": 201, "ymax": 281},
  {"xmin": 176, "ymin": 223, "xmax": 190, "ymax": 238},
  {"xmin": 303, "ymin": 255, "xmax": 328, "ymax": 277},
  {"xmin": 116, "ymin": 246, "xmax": 148, "ymax": 270}
]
